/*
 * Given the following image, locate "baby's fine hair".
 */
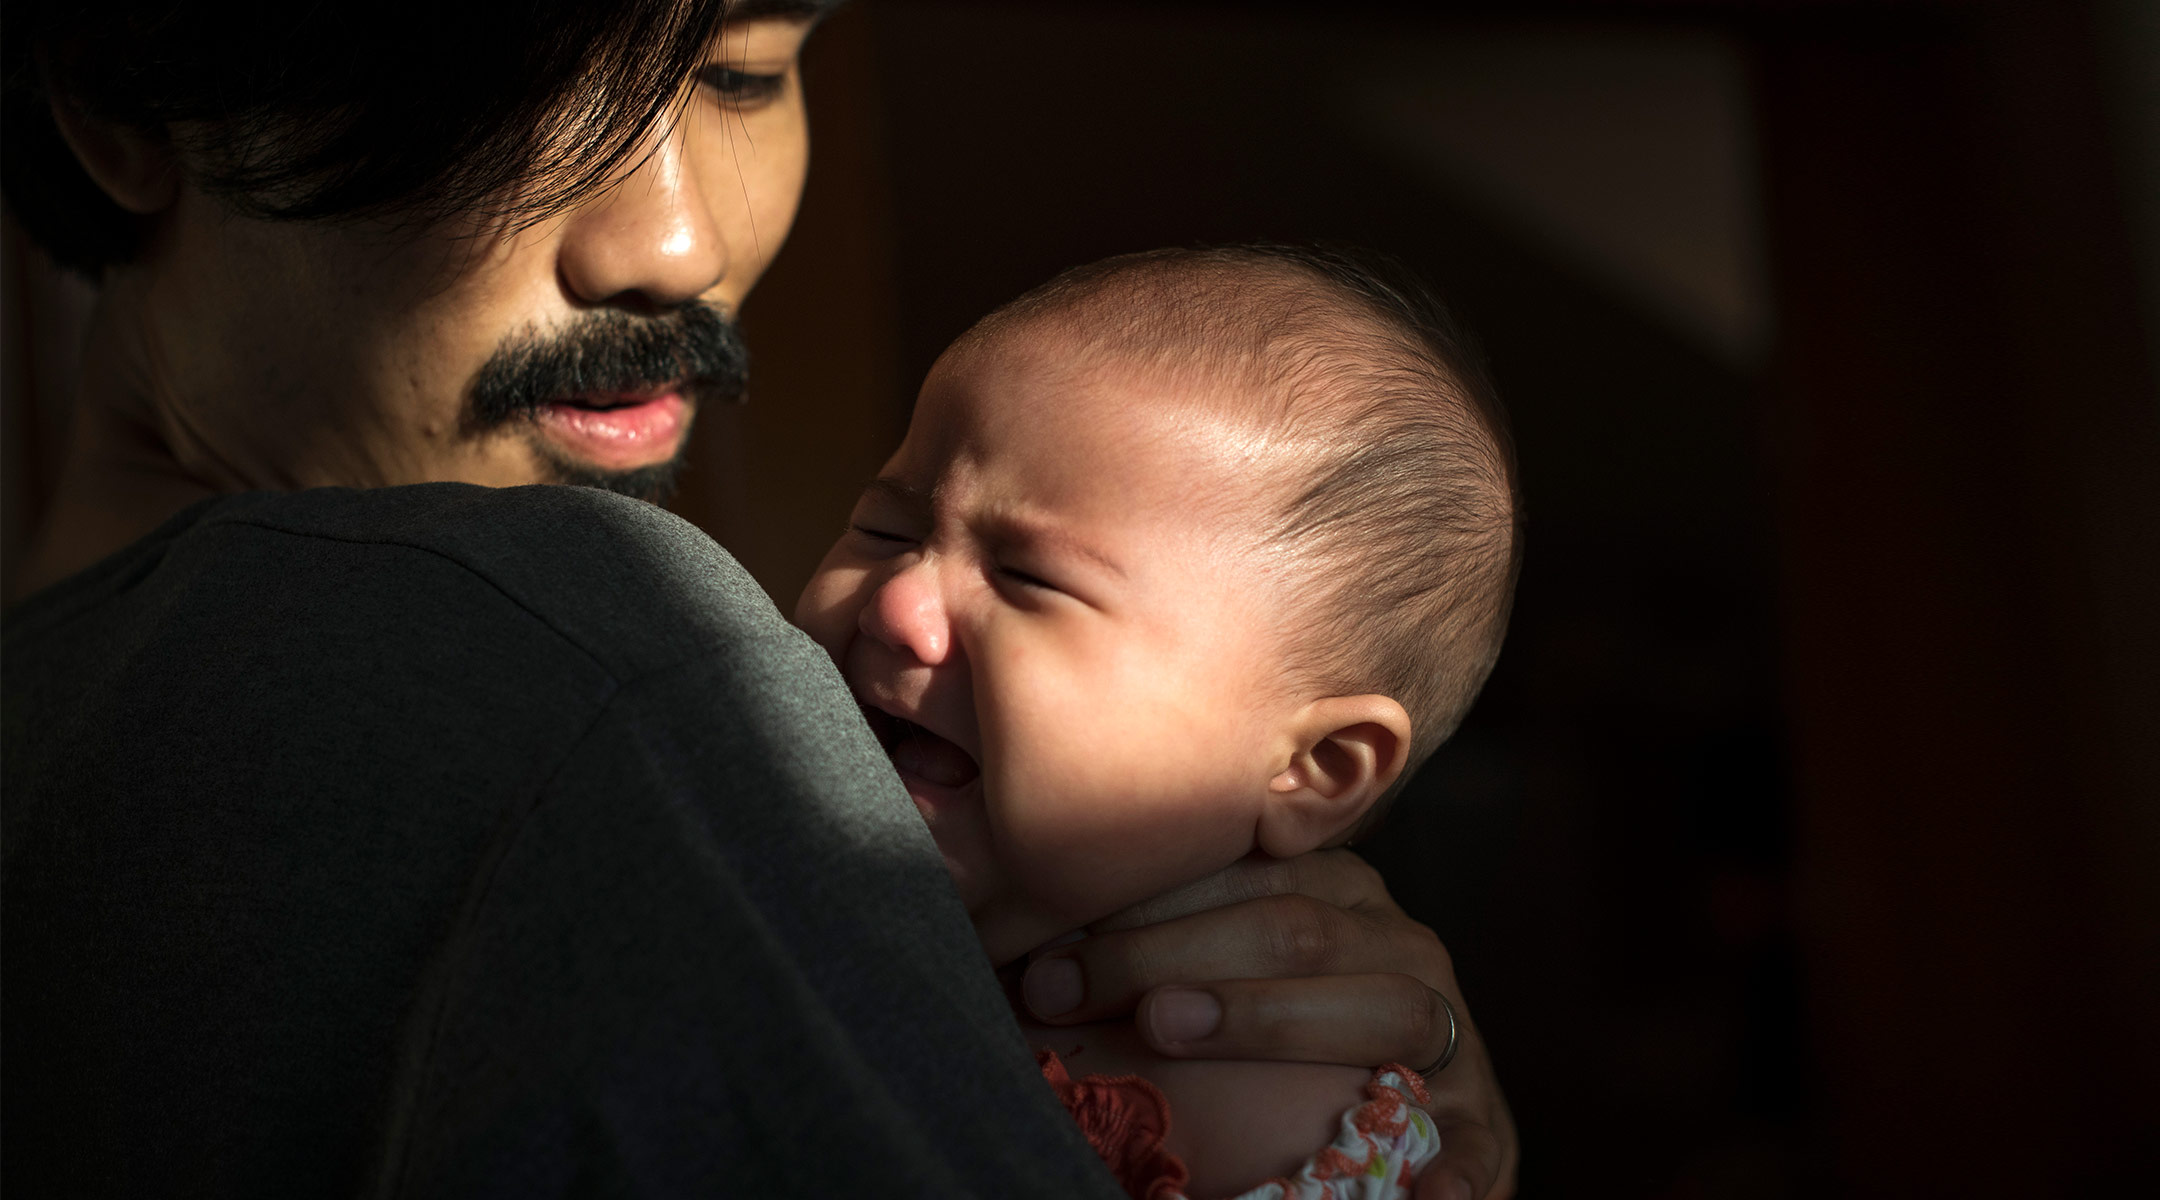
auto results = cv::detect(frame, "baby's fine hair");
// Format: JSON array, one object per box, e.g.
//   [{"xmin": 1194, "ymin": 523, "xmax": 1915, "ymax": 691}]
[{"xmin": 955, "ymin": 243, "xmax": 1523, "ymax": 789}]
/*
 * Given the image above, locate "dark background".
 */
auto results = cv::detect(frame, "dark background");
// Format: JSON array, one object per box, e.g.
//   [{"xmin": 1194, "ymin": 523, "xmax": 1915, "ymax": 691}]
[{"xmin": 5, "ymin": 0, "xmax": 2154, "ymax": 1195}]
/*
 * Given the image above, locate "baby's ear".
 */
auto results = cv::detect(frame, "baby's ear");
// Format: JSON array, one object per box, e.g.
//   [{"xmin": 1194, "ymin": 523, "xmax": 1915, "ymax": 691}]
[{"xmin": 1258, "ymin": 695, "xmax": 1412, "ymax": 858}]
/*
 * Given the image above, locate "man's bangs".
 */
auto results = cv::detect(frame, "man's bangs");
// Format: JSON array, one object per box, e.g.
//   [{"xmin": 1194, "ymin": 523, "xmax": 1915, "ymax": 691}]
[
  {"xmin": 2, "ymin": 0, "xmax": 746, "ymax": 269},
  {"xmin": 244, "ymin": 0, "xmax": 737, "ymax": 230}
]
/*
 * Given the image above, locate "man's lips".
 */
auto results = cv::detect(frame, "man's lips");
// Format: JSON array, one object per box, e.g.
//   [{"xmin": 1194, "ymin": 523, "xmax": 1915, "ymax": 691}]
[{"xmin": 532, "ymin": 390, "xmax": 689, "ymax": 470}]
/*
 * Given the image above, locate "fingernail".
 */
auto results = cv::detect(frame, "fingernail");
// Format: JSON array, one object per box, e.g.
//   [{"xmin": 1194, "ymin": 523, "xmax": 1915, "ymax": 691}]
[
  {"xmin": 1148, "ymin": 988, "xmax": 1222, "ymax": 1044},
  {"xmin": 1022, "ymin": 956, "xmax": 1084, "ymax": 1017}
]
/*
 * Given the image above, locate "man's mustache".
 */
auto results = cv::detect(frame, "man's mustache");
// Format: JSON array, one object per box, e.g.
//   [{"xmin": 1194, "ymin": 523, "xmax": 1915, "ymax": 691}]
[{"xmin": 466, "ymin": 301, "xmax": 750, "ymax": 431}]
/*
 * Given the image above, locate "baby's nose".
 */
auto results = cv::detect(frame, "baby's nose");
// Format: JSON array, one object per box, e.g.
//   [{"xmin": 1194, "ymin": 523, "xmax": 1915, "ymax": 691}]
[{"xmin": 860, "ymin": 561, "xmax": 951, "ymax": 665}]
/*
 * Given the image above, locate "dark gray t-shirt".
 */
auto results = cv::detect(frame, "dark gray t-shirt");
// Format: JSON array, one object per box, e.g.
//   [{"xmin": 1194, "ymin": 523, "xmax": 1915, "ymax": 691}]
[{"xmin": 1, "ymin": 484, "xmax": 1114, "ymax": 1199}]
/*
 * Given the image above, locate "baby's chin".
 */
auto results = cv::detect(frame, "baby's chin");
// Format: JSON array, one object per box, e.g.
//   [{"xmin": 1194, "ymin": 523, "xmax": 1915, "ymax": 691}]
[
  {"xmin": 964, "ymin": 856, "xmax": 1180, "ymax": 967},
  {"xmin": 970, "ymin": 898, "xmax": 1056, "ymax": 966},
  {"xmin": 963, "ymin": 868, "xmax": 1118, "ymax": 966},
  {"xmin": 939, "ymin": 838, "xmax": 995, "ymax": 911}
]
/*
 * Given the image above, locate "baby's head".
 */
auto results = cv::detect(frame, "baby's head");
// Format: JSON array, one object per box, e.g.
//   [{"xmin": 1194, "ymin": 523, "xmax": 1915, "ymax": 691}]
[{"xmin": 797, "ymin": 245, "xmax": 1520, "ymax": 962}]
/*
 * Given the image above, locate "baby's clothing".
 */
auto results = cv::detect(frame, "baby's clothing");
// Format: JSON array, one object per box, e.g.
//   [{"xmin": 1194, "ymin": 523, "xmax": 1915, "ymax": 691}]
[{"xmin": 1038, "ymin": 1051, "xmax": 1443, "ymax": 1200}]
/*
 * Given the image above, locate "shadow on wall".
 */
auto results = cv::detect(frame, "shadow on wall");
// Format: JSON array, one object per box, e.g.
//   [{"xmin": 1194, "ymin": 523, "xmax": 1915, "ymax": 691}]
[{"xmin": 716, "ymin": 1, "xmax": 2160, "ymax": 1194}]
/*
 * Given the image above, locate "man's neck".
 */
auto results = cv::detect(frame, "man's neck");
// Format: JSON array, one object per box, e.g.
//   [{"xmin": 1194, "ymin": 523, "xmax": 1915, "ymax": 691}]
[{"xmin": 14, "ymin": 289, "xmax": 220, "ymax": 602}]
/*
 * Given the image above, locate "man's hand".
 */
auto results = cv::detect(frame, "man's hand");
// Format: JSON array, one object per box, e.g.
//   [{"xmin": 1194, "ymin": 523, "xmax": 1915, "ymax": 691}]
[{"xmin": 1018, "ymin": 849, "xmax": 1518, "ymax": 1200}]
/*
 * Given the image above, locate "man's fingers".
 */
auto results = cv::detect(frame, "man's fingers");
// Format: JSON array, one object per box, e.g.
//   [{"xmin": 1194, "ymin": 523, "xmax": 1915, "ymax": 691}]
[
  {"xmin": 1417, "ymin": 1168, "xmax": 1478, "ymax": 1200},
  {"xmin": 1086, "ymin": 849, "xmax": 1390, "ymax": 933},
  {"xmin": 1421, "ymin": 1039, "xmax": 1518, "ymax": 1200},
  {"xmin": 1133, "ymin": 973, "xmax": 1458, "ymax": 1070},
  {"xmin": 1023, "ymin": 893, "xmax": 1432, "ymax": 1024},
  {"xmin": 1043, "ymin": 846, "xmax": 1517, "ymax": 1195},
  {"xmin": 1131, "ymin": 973, "xmax": 1514, "ymax": 1199},
  {"xmin": 1415, "ymin": 1119, "xmax": 1506, "ymax": 1200}
]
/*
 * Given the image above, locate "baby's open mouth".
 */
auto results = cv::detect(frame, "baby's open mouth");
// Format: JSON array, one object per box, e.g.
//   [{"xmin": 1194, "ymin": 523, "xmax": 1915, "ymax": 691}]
[{"xmin": 862, "ymin": 705, "xmax": 981, "ymax": 789}]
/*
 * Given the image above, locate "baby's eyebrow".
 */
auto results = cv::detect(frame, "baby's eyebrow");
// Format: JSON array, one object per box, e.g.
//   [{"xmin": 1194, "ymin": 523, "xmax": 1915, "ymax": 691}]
[
  {"xmin": 986, "ymin": 512, "xmax": 1128, "ymax": 581},
  {"xmin": 860, "ymin": 476, "xmax": 931, "ymax": 511}
]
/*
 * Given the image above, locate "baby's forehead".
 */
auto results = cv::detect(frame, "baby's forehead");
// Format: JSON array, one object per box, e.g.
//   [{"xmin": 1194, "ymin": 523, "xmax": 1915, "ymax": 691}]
[
  {"xmin": 931, "ymin": 263, "xmax": 1431, "ymax": 504},
  {"xmin": 923, "ymin": 335, "xmax": 1306, "ymax": 526},
  {"xmin": 976, "ymin": 332, "xmax": 1315, "ymax": 472},
  {"xmin": 991, "ymin": 261, "xmax": 1394, "ymax": 392},
  {"xmin": 960, "ymin": 305, "xmax": 1328, "ymax": 434}
]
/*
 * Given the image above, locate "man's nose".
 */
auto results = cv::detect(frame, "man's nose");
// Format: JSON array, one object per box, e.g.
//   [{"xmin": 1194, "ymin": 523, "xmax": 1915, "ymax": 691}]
[
  {"xmin": 859, "ymin": 561, "xmax": 953, "ymax": 666},
  {"xmin": 555, "ymin": 120, "xmax": 728, "ymax": 309}
]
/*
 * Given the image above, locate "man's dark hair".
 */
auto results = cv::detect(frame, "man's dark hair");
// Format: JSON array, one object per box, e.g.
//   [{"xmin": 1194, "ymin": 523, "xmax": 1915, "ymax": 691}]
[
  {"xmin": 2, "ymin": 0, "xmax": 822, "ymax": 274},
  {"xmin": 959, "ymin": 244, "xmax": 1524, "ymax": 786}
]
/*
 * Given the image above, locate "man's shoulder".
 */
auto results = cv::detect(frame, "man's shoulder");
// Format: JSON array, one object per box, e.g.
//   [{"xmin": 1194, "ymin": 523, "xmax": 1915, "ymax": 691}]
[{"xmin": 169, "ymin": 483, "xmax": 790, "ymax": 680}]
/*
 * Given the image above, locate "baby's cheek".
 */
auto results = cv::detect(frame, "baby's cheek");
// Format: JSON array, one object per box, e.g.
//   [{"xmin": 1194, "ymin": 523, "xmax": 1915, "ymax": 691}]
[
  {"xmin": 972, "ymin": 629, "xmax": 1266, "ymax": 921},
  {"xmin": 793, "ymin": 565, "xmax": 868, "ymax": 657},
  {"xmin": 985, "ymin": 704, "xmax": 1258, "ymax": 928},
  {"xmin": 978, "ymin": 731, "xmax": 1124, "ymax": 919}
]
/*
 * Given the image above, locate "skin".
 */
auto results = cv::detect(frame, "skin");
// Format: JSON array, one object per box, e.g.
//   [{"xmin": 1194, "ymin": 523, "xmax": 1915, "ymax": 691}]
[
  {"xmin": 19, "ymin": 12, "xmax": 1516, "ymax": 1197},
  {"xmin": 796, "ymin": 330, "xmax": 1412, "ymax": 963}
]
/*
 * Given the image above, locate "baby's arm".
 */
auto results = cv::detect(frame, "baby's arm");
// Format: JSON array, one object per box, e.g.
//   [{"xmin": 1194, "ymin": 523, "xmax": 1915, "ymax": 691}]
[{"xmin": 1022, "ymin": 1016, "xmax": 1374, "ymax": 1198}]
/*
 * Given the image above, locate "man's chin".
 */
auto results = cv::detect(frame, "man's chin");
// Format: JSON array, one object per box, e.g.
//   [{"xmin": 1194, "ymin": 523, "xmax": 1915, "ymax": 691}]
[{"xmin": 535, "ymin": 442, "xmax": 691, "ymax": 505}]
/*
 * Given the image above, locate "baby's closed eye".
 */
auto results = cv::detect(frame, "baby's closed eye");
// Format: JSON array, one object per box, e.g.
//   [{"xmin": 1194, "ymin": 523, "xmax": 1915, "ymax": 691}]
[
  {"xmin": 994, "ymin": 564, "xmax": 1058, "ymax": 592},
  {"xmin": 849, "ymin": 523, "xmax": 916, "ymax": 544}
]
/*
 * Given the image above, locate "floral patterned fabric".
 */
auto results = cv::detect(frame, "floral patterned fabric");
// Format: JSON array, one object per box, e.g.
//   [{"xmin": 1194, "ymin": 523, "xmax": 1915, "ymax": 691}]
[{"xmin": 1040, "ymin": 1052, "xmax": 1442, "ymax": 1200}]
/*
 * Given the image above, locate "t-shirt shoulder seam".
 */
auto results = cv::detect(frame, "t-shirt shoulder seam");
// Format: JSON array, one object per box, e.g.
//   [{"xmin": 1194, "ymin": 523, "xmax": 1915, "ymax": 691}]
[{"xmin": 205, "ymin": 516, "xmax": 749, "ymax": 681}]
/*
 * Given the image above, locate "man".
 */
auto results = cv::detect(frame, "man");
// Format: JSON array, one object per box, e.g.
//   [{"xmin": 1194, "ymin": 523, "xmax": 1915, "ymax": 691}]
[{"xmin": 1, "ymin": 1, "xmax": 1517, "ymax": 1196}]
